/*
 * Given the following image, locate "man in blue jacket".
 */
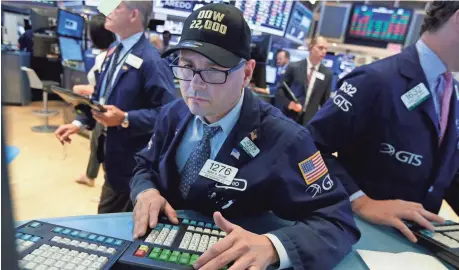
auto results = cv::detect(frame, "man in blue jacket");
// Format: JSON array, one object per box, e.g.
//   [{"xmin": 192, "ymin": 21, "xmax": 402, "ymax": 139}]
[
  {"xmin": 130, "ymin": 4, "xmax": 359, "ymax": 270},
  {"xmin": 308, "ymin": 1, "xmax": 459, "ymax": 242},
  {"xmin": 55, "ymin": 0, "xmax": 175, "ymax": 213}
]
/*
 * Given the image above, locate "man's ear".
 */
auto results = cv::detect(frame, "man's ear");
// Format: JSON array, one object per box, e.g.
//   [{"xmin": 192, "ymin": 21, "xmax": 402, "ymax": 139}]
[{"xmin": 243, "ymin": 60, "xmax": 256, "ymax": 88}]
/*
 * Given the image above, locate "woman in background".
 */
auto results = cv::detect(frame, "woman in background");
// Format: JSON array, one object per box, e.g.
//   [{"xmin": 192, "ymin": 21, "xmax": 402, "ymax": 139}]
[{"xmin": 73, "ymin": 14, "xmax": 115, "ymax": 187}]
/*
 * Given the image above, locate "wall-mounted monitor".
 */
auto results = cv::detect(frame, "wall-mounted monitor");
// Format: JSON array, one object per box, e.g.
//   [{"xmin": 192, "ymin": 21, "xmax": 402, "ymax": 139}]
[
  {"xmin": 59, "ymin": 36, "xmax": 83, "ymax": 61},
  {"xmin": 57, "ymin": 9, "xmax": 84, "ymax": 39},
  {"xmin": 234, "ymin": 0, "xmax": 293, "ymax": 36},
  {"xmin": 284, "ymin": 2, "xmax": 313, "ymax": 45},
  {"xmin": 153, "ymin": 0, "xmax": 231, "ymax": 18},
  {"xmin": 346, "ymin": 4, "xmax": 413, "ymax": 45},
  {"xmin": 317, "ymin": 3, "xmax": 352, "ymax": 42}
]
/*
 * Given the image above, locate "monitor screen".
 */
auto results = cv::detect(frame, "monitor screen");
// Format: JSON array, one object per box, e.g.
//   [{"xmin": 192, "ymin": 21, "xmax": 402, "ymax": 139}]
[
  {"xmin": 57, "ymin": 9, "xmax": 84, "ymax": 39},
  {"xmin": 265, "ymin": 65, "xmax": 277, "ymax": 84},
  {"xmin": 84, "ymin": 0, "xmax": 100, "ymax": 6},
  {"xmin": 317, "ymin": 4, "xmax": 352, "ymax": 41},
  {"xmin": 59, "ymin": 37, "xmax": 83, "ymax": 61},
  {"xmin": 235, "ymin": 0, "xmax": 293, "ymax": 36},
  {"xmin": 153, "ymin": 0, "xmax": 231, "ymax": 18},
  {"xmin": 250, "ymin": 34, "xmax": 272, "ymax": 63},
  {"xmin": 347, "ymin": 4, "xmax": 412, "ymax": 44},
  {"xmin": 284, "ymin": 2, "xmax": 313, "ymax": 45}
]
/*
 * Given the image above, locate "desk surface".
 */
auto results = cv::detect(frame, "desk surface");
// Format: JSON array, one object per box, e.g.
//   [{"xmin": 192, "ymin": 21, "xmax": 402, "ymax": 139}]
[{"xmin": 18, "ymin": 211, "xmax": 452, "ymax": 270}]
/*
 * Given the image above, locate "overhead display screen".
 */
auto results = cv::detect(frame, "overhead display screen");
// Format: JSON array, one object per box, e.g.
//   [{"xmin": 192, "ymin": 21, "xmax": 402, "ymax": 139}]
[
  {"xmin": 347, "ymin": 4, "xmax": 412, "ymax": 44},
  {"xmin": 234, "ymin": 0, "xmax": 293, "ymax": 36},
  {"xmin": 284, "ymin": 2, "xmax": 313, "ymax": 44},
  {"xmin": 153, "ymin": 0, "xmax": 231, "ymax": 18}
]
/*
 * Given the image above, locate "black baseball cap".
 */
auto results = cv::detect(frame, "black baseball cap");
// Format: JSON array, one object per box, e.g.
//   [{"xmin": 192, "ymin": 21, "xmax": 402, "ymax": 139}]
[{"xmin": 162, "ymin": 3, "xmax": 251, "ymax": 68}]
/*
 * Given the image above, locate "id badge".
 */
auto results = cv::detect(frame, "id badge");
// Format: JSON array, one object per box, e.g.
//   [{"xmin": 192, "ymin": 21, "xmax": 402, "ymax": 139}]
[{"xmin": 199, "ymin": 160, "xmax": 238, "ymax": 186}]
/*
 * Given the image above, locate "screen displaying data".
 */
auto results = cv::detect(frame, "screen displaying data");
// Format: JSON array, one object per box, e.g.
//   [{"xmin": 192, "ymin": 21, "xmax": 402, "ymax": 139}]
[
  {"xmin": 235, "ymin": 0, "xmax": 293, "ymax": 36},
  {"xmin": 348, "ymin": 4, "xmax": 412, "ymax": 43},
  {"xmin": 284, "ymin": 2, "xmax": 313, "ymax": 44},
  {"xmin": 59, "ymin": 37, "xmax": 83, "ymax": 61},
  {"xmin": 57, "ymin": 9, "xmax": 84, "ymax": 39},
  {"xmin": 154, "ymin": 0, "xmax": 231, "ymax": 18}
]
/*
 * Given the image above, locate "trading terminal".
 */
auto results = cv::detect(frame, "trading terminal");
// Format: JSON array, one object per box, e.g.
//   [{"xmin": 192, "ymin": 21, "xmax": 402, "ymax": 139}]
[{"xmin": 1, "ymin": 1, "xmax": 459, "ymax": 269}]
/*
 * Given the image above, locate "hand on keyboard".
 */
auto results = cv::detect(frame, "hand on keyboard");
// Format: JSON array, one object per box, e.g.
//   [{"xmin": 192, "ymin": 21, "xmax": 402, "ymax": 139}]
[{"xmin": 352, "ymin": 195, "xmax": 445, "ymax": 242}]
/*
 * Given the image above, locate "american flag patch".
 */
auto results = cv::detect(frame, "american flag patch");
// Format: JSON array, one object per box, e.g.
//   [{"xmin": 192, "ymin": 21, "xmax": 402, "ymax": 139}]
[{"xmin": 298, "ymin": 151, "xmax": 328, "ymax": 185}]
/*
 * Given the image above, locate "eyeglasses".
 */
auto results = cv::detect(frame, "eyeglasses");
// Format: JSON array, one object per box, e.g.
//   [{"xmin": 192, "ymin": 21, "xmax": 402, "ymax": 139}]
[{"xmin": 169, "ymin": 60, "xmax": 246, "ymax": 84}]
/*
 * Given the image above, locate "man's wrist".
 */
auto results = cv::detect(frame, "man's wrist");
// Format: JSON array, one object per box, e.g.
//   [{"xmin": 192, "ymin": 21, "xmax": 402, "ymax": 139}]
[
  {"xmin": 351, "ymin": 194, "xmax": 370, "ymax": 213},
  {"xmin": 135, "ymin": 188, "xmax": 158, "ymax": 203},
  {"xmin": 71, "ymin": 120, "xmax": 83, "ymax": 129}
]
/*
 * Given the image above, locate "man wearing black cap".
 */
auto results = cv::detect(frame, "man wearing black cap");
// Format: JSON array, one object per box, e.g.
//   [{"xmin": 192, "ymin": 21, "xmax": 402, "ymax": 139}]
[{"xmin": 130, "ymin": 4, "xmax": 359, "ymax": 270}]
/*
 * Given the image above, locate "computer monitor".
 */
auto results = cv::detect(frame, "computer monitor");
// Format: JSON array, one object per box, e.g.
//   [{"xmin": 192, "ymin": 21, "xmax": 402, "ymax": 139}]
[
  {"xmin": 250, "ymin": 34, "xmax": 272, "ymax": 64},
  {"xmin": 317, "ymin": 4, "xmax": 352, "ymax": 42},
  {"xmin": 346, "ymin": 4, "xmax": 413, "ymax": 45},
  {"xmin": 235, "ymin": 0, "xmax": 293, "ymax": 36},
  {"xmin": 284, "ymin": 2, "xmax": 313, "ymax": 45},
  {"xmin": 153, "ymin": 0, "xmax": 231, "ymax": 18},
  {"xmin": 30, "ymin": 8, "xmax": 58, "ymax": 31},
  {"xmin": 59, "ymin": 37, "xmax": 83, "ymax": 61},
  {"xmin": 251, "ymin": 63, "xmax": 267, "ymax": 88},
  {"xmin": 33, "ymin": 34, "xmax": 58, "ymax": 57},
  {"xmin": 57, "ymin": 9, "xmax": 84, "ymax": 39},
  {"xmin": 265, "ymin": 66, "xmax": 277, "ymax": 85}
]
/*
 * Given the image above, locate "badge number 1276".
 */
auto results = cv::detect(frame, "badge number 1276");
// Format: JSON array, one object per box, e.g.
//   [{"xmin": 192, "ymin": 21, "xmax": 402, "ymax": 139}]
[{"xmin": 199, "ymin": 160, "xmax": 238, "ymax": 186}]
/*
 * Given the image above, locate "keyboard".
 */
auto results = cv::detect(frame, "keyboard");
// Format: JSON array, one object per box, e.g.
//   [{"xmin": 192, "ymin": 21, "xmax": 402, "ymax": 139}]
[
  {"xmin": 410, "ymin": 220, "xmax": 459, "ymax": 268},
  {"xmin": 117, "ymin": 217, "xmax": 228, "ymax": 269},
  {"xmin": 15, "ymin": 221, "xmax": 130, "ymax": 270}
]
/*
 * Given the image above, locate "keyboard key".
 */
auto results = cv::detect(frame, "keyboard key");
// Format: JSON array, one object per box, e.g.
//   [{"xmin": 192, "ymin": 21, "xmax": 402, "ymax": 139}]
[
  {"xmin": 16, "ymin": 232, "xmax": 24, "ymax": 238},
  {"xmin": 88, "ymin": 244, "xmax": 98, "ymax": 250},
  {"xmin": 71, "ymin": 257, "xmax": 83, "ymax": 264},
  {"xmin": 68, "ymin": 250, "xmax": 79, "ymax": 257},
  {"xmin": 179, "ymin": 232, "xmax": 193, "ymax": 250},
  {"xmin": 62, "ymin": 229, "xmax": 72, "ymax": 235},
  {"xmin": 23, "ymin": 254, "xmax": 36, "ymax": 261},
  {"xmin": 78, "ymin": 232, "xmax": 89, "ymax": 238},
  {"xmin": 31, "ymin": 236, "xmax": 42, "ymax": 242},
  {"xmin": 211, "ymin": 230, "xmax": 220, "ymax": 236},
  {"xmin": 172, "ymin": 226, "xmax": 180, "ymax": 231},
  {"xmin": 138, "ymin": 245, "xmax": 149, "ymax": 252},
  {"xmin": 78, "ymin": 252, "xmax": 89, "ymax": 259},
  {"xmin": 88, "ymin": 234, "xmax": 97, "ymax": 240},
  {"xmin": 148, "ymin": 250, "xmax": 160, "ymax": 260},
  {"xmin": 43, "ymin": 258, "xmax": 56, "ymax": 266},
  {"xmin": 203, "ymin": 229, "xmax": 211, "ymax": 234},
  {"xmin": 205, "ymin": 223, "xmax": 213, "ymax": 229},
  {"xmin": 114, "ymin": 239, "xmax": 123, "ymax": 246},
  {"xmin": 61, "ymin": 238, "xmax": 72, "ymax": 245},
  {"xmin": 105, "ymin": 238, "xmax": 114, "ymax": 244},
  {"xmin": 190, "ymin": 220, "xmax": 197, "ymax": 226},
  {"xmin": 32, "ymin": 249, "xmax": 44, "ymax": 256},
  {"xmin": 178, "ymin": 253, "xmax": 191, "ymax": 265},
  {"xmin": 87, "ymin": 254, "xmax": 98, "ymax": 261},
  {"xmin": 106, "ymin": 248, "xmax": 116, "ymax": 254},
  {"xmin": 135, "ymin": 249, "xmax": 146, "ymax": 257},
  {"xmin": 90, "ymin": 261, "xmax": 103, "ymax": 270},
  {"xmin": 188, "ymin": 226, "xmax": 195, "ymax": 231},
  {"xmin": 220, "ymin": 231, "xmax": 227, "ymax": 237},
  {"xmin": 42, "ymin": 251, "xmax": 53, "ymax": 258},
  {"xmin": 197, "ymin": 222, "xmax": 205, "ymax": 227},
  {"xmin": 75, "ymin": 266, "xmax": 87, "ymax": 270},
  {"xmin": 33, "ymin": 256, "xmax": 45, "ymax": 264},
  {"xmin": 23, "ymin": 241, "xmax": 35, "ymax": 247},
  {"xmin": 213, "ymin": 224, "xmax": 219, "ymax": 230},
  {"xmin": 52, "ymin": 227, "xmax": 63, "ymax": 233},
  {"xmin": 190, "ymin": 254, "xmax": 200, "ymax": 266},
  {"xmin": 30, "ymin": 222, "xmax": 42, "ymax": 228},
  {"xmin": 21, "ymin": 234, "xmax": 32, "ymax": 240},
  {"xmin": 159, "ymin": 249, "xmax": 171, "ymax": 261},
  {"xmin": 182, "ymin": 219, "xmax": 190, "ymax": 224},
  {"xmin": 96, "ymin": 236, "xmax": 106, "ymax": 242},
  {"xmin": 70, "ymin": 240, "xmax": 80, "ymax": 246},
  {"xmin": 35, "ymin": 265, "xmax": 49, "ymax": 270},
  {"xmin": 79, "ymin": 242, "xmax": 89, "ymax": 249},
  {"xmin": 59, "ymin": 248, "xmax": 70, "ymax": 255},
  {"xmin": 51, "ymin": 253, "xmax": 63, "ymax": 260},
  {"xmin": 62, "ymin": 255, "xmax": 73, "ymax": 262},
  {"xmin": 49, "ymin": 246, "xmax": 60, "ymax": 253},
  {"xmin": 40, "ymin": 244, "xmax": 51, "ymax": 250},
  {"xmin": 168, "ymin": 255, "xmax": 179, "ymax": 263},
  {"xmin": 54, "ymin": 260, "xmax": 67, "ymax": 267},
  {"xmin": 164, "ymin": 224, "xmax": 172, "ymax": 229},
  {"xmin": 195, "ymin": 227, "xmax": 203, "ymax": 233},
  {"xmin": 24, "ymin": 262, "xmax": 37, "ymax": 270},
  {"xmin": 82, "ymin": 259, "xmax": 92, "ymax": 266},
  {"xmin": 64, "ymin": 263, "xmax": 77, "ymax": 269},
  {"xmin": 97, "ymin": 246, "xmax": 107, "ymax": 253},
  {"xmin": 96, "ymin": 256, "xmax": 108, "ymax": 265}
]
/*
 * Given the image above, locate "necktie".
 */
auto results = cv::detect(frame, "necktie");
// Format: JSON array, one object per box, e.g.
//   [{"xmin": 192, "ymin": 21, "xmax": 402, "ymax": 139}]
[
  {"xmin": 179, "ymin": 125, "xmax": 222, "ymax": 199},
  {"xmin": 439, "ymin": 72, "xmax": 453, "ymax": 144},
  {"xmin": 100, "ymin": 44, "xmax": 123, "ymax": 99},
  {"xmin": 307, "ymin": 66, "xmax": 315, "ymax": 86}
]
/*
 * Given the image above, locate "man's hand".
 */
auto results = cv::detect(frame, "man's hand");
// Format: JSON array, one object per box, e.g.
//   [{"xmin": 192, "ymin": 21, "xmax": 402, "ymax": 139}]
[
  {"xmin": 73, "ymin": 84, "xmax": 95, "ymax": 96},
  {"xmin": 54, "ymin": 124, "xmax": 80, "ymax": 145},
  {"xmin": 288, "ymin": 101, "xmax": 302, "ymax": 113},
  {"xmin": 194, "ymin": 212, "xmax": 279, "ymax": 270},
  {"xmin": 133, "ymin": 189, "xmax": 179, "ymax": 239},
  {"xmin": 92, "ymin": 105, "xmax": 125, "ymax": 127},
  {"xmin": 352, "ymin": 195, "xmax": 445, "ymax": 242}
]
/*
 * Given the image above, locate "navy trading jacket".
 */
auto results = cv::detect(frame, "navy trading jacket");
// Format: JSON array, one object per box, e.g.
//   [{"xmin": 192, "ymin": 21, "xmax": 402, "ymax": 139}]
[
  {"xmin": 130, "ymin": 90, "xmax": 360, "ymax": 270},
  {"xmin": 76, "ymin": 34, "xmax": 175, "ymax": 192},
  {"xmin": 307, "ymin": 45, "xmax": 459, "ymax": 215}
]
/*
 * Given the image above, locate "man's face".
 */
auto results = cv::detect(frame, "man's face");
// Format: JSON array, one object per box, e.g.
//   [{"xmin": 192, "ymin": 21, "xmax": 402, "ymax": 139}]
[
  {"xmin": 105, "ymin": 2, "xmax": 133, "ymax": 34},
  {"xmin": 276, "ymin": 52, "xmax": 288, "ymax": 66},
  {"xmin": 163, "ymin": 33, "xmax": 171, "ymax": 43},
  {"xmin": 178, "ymin": 51, "xmax": 252, "ymax": 120},
  {"xmin": 309, "ymin": 38, "xmax": 329, "ymax": 64}
]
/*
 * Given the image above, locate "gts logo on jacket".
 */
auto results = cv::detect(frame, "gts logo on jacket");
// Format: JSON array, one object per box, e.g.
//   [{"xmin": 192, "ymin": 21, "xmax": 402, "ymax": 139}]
[{"xmin": 379, "ymin": 143, "xmax": 423, "ymax": 167}]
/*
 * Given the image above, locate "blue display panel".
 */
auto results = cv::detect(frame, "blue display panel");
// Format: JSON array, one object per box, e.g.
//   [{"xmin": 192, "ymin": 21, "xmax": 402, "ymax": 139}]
[
  {"xmin": 57, "ymin": 9, "xmax": 85, "ymax": 39},
  {"xmin": 59, "ymin": 37, "xmax": 83, "ymax": 61},
  {"xmin": 284, "ymin": 2, "xmax": 313, "ymax": 45}
]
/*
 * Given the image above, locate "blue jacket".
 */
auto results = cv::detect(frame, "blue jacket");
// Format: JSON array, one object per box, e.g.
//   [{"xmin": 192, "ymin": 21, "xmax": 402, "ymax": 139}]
[
  {"xmin": 77, "ymin": 34, "xmax": 175, "ymax": 192},
  {"xmin": 130, "ymin": 90, "xmax": 360, "ymax": 270},
  {"xmin": 307, "ymin": 45, "xmax": 459, "ymax": 214}
]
